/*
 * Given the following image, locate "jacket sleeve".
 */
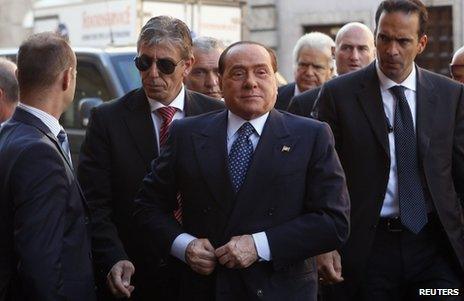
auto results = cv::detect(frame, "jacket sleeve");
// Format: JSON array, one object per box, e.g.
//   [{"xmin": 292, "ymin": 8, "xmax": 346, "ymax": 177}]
[{"xmin": 11, "ymin": 142, "xmax": 69, "ymax": 300}]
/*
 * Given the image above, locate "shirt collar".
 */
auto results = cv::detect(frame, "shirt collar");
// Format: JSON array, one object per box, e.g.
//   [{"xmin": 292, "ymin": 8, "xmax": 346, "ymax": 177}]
[
  {"xmin": 18, "ymin": 102, "xmax": 62, "ymax": 137},
  {"xmin": 376, "ymin": 59, "xmax": 416, "ymax": 92},
  {"xmin": 147, "ymin": 85, "xmax": 185, "ymax": 112},
  {"xmin": 227, "ymin": 110, "xmax": 269, "ymax": 140},
  {"xmin": 294, "ymin": 83, "xmax": 301, "ymax": 96}
]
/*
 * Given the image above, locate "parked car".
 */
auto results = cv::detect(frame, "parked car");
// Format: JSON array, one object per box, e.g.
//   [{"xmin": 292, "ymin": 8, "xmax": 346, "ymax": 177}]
[{"xmin": 0, "ymin": 47, "xmax": 141, "ymax": 165}]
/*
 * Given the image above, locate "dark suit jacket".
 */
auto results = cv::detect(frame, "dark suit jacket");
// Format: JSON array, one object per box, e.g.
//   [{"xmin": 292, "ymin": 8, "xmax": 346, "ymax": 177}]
[
  {"xmin": 317, "ymin": 62, "xmax": 464, "ymax": 298},
  {"xmin": 0, "ymin": 108, "xmax": 95, "ymax": 301},
  {"xmin": 134, "ymin": 109, "xmax": 350, "ymax": 301},
  {"xmin": 275, "ymin": 82, "xmax": 295, "ymax": 111},
  {"xmin": 288, "ymin": 86, "xmax": 322, "ymax": 118},
  {"xmin": 77, "ymin": 88, "xmax": 224, "ymax": 300}
]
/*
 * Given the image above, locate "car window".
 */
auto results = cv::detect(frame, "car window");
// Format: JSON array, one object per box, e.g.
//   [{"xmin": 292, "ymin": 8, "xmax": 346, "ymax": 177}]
[
  {"xmin": 110, "ymin": 53, "xmax": 141, "ymax": 92},
  {"xmin": 60, "ymin": 60, "xmax": 111, "ymax": 129}
]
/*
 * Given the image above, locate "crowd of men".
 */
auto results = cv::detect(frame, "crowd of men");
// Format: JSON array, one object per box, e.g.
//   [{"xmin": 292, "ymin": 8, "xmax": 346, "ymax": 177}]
[{"xmin": 0, "ymin": 0, "xmax": 463, "ymax": 300}]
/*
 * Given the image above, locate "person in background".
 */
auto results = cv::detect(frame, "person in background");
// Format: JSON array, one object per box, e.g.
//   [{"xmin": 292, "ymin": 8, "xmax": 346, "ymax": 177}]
[
  {"xmin": 77, "ymin": 16, "xmax": 224, "ymax": 300},
  {"xmin": 184, "ymin": 36, "xmax": 225, "ymax": 100},
  {"xmin": 288, "ymin": 22, "xmax": 375, "ymax": 117},
  {"xmin": 450, "ymin": 45, "xmax": 464, "ymax": 83},
  {"xmin": 275, "ymin": 31, "xmax": 335, "ymax": 111},
  {"xmin": 0, "ymin": 32, "xmax": 95, "ymax": 301},
  {"xmin": 0, "ymin": 57, "xmax": 18, "ymax": 125}
]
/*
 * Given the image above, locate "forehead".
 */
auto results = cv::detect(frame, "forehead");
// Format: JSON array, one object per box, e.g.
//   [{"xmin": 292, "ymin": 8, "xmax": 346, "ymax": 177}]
[
  {"xmin": 377, "ymin": 11, "xmax": 420, "ymax": 37},
  {"xmin": 224, "ymin": 44, "xmax": 272, "ymax": 69},
  {"xmin": 298, "ymin": 47, "xmax": 331, "ymax": 62},
  {"xmin": 193, "ymin": 48, "xmax": 221, "ymax": 64},
  {"xmin": 338, "ymin": 27, "xmax": 372, "ymax": 46},
  {"xmin": 139, "ymin": 41, "xmax": 182, "ymax": 58}
]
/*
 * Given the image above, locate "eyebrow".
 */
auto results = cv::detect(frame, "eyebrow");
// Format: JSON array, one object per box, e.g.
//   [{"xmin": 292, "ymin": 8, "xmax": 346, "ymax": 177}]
[{"xmin": 229, "ymin": 63, "xmax": 270, "ymax": 70}]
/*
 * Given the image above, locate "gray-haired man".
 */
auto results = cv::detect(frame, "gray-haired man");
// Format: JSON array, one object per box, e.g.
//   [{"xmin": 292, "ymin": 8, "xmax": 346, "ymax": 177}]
[
  {"xmin": 78, "ymin": 16, "xmax": 224, "ymax": 300},
  {"xmin": 0, "ymin": 58, "xmax": 18, "ymax": 124},
  {"xmin": 184, "ymin": 36, "xmax": 225, "ymax": 100}
]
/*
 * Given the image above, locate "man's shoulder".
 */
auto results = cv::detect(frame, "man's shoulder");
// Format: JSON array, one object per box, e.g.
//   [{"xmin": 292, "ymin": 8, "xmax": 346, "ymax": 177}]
[
  {"xmin": 418, "ymin": 67, "xmax": 462, "ymax": 91},
  {"xmin": 175, "ymin": 109, "xmax": 225, "ymax": 129},
  {"xmin": 278, "ymin": 82, "xmax": 295, "ymax": 94},
  {"xmin": 185, "ymin": 89, "xmax": 225, "ymax": 110},
  {"xmin": 292, "ymin": 86, "xmax": 321, "ymax": 104},
  {"xmin": 94, "ymin": 88, "xmax": 145, "ymax": 115},
  {"xmin": 279, "ymin": 109, "xmax": 325, "ymax": 129}
]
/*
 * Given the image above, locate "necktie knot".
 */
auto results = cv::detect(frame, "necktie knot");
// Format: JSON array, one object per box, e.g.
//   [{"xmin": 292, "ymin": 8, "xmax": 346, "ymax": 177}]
[
  {"xmin": 390, "ymin": 85, "xmax": 406, "ymax": 102},
  {"xmin": 57, "ymin": 130, "xmax": 68, "ymax": 145},
  {"xmin": 238, "ymin": 122, "xmax": 255, "ymax": 139},
  {"xmin": 157, "ymin": 106, "xmax": 177, "ymax": 124}
]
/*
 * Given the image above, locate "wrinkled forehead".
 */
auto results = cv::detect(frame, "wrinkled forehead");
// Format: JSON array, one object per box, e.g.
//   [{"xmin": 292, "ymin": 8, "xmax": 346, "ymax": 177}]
[{"xmin": 224, "ymin": 44, "xmax": 273, "ymax": 69}]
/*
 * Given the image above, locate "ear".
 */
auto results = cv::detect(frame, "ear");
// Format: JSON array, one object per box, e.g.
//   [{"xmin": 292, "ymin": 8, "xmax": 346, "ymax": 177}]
[
  {"xmin": 417, "ymin": 34, "xmax": 428, "ymax": 55},
  {"xmin": 182, "ymin": 56, "xmax": 194, "ymax": 77},
  {"xmin": 62, "ymin": 67, "xmax": 72, "ymax": 91}
]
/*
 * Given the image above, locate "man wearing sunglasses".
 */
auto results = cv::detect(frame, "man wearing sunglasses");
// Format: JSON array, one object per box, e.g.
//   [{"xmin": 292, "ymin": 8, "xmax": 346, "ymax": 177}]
[
  {"xmin": 77, "ymin": 16, "xmax": 224, "ymax": 300},
  {"xmin": 450, "ymin": 46, "xmax": 464, "ymax": 83}
]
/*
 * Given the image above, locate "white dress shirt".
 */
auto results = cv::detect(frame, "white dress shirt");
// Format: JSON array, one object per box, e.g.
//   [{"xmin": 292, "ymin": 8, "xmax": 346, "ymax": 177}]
[
  {"xmin": 376, "ymin": 61, "xmax": 417, "ymax": 217},
  {"xmin": 18, "ymin": 102, "xmax": 62, "ymax": 139},
  {"xmin": 147, "ymin": 85, "xmax": 186, "ymax": 152},
  {"xmin": 171, "ymin": 111, "xmax": 273, "ymax": 262}
]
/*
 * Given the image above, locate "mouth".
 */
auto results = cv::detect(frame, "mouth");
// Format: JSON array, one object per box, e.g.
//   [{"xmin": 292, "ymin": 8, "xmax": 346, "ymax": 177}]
[
  {"xmin": 348, "ymin": 64, "xmax": 361, "ymax": 69},
  {"xmin": 240, "ymin": 95, "xmax": 263, "ymax": 100}
]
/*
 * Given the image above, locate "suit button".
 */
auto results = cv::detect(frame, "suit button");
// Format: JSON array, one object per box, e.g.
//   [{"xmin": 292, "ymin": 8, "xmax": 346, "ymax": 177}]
[
  {"xmin": 84, "ymin": 217, "xmax": 90, "ymax": 225},
  {"xmin": 268, "ymin": 208, "xmax": 274, "ymax": 216},
  {"xmin": 159, "ymin": 258, "xmax": 167, "ymax": 267},
  {"xmin": 371, "ymin": 224, "xmax": 377, "ymax": 230},
  {"xmin": 256, "ymin": 289, "xmax": 263, "ymax": 297}
]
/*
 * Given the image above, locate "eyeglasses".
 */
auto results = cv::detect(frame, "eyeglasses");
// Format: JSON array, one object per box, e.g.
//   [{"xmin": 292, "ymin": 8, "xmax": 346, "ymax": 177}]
[{"xmin": 134, "ymin": 54, "xmax": 183, "ymax": 74}]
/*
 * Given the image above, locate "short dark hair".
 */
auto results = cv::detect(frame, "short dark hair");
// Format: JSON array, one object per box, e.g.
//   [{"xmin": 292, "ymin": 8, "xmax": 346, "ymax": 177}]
[
  {"xmin": 218, "ymin": 41, "xmax": 278, "ymax": 75},
  {"xmin": 17, "ymin": 32, "xmax": 74, "ymax": 93},
  {"xmin": 137, "ymin": 16, "xmax": 193, "ymax": 59},
  {"xmin": 375, "ymin": 0, "xmax": 428, "ymax": 38},
  {"xmin": 0, "ymin": 57, "xmax": 18, "ymax": 103}
]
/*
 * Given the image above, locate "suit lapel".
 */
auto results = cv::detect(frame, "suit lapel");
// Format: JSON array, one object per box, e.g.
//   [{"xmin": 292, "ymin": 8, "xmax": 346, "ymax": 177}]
[
  {"xmin": 356, "ymin": 63, "xmax": 390, "ymax": 157},
  {"xmin": 123, "ymin": 88, "xmax": 158, "ymax": 163},
  {"xmin": 224, "ymin": 110, "xmax": 298, "ymax": 235},
  {"xmin": 415, "ymin": 67, "xmax": 435, "ymax": 161},
  {"xmin": 192, "ymin": 110, "xmax": 235, "ymax": 214},
  {"xmin": 184, "ymin": 89, "xmax": 204, "ymax": 117}
]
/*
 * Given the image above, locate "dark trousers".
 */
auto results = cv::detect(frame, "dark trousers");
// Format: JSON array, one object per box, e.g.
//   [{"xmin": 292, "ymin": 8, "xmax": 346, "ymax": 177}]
[{"xmin": 358, "ymin": 215, "xmax": 463, "ymax": 301}]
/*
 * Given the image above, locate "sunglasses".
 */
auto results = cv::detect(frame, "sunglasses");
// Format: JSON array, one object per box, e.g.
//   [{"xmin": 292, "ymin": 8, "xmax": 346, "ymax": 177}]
[{"xmin": 134, "ymin": 54, "xmax": 183, "ymax": 74}]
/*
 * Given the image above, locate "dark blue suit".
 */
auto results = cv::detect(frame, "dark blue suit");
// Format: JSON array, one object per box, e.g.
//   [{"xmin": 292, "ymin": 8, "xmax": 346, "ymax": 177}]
[
  {"xmin": 134, "ymin": 109, "xmax": 350, "ymax": 300},
  {"xmin": 0, "ymin": 108, "xmax": 96, "ymax": 301}
]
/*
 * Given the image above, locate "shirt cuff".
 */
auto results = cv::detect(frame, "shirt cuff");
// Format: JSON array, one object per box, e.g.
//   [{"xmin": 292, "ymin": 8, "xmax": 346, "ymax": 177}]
[
  {"xmin": 170, "ymin": 233, "xmax": 197, "ymax": 263},
  {"xmin": 252, "ymin": 232, "xmax": 272, "ymax": 261}
]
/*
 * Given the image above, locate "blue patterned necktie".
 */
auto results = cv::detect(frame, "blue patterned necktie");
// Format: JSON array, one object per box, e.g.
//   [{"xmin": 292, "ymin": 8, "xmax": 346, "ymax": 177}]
[
  {"xmin": 390, "ymin": 85, "xmax": 428, "ymax": 234},
  {"xmin": 57, "ymin": 129, "xmax": 72, "ymax": 166},
  {"xmin": 228, "ymin": 122, "xmax": 255, "ymax": 193}
]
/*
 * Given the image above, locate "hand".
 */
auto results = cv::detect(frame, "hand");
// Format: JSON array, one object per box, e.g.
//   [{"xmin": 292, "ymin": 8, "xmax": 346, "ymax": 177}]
[
  {"xmin": 185, "ymin": 238, "xmax": 217, "ymax": 275},
  {"xmin": 107, "ymin": 260, "xmax": 135, "ymax": 298},
  {"xmin": 316, "ymin": 250, "xmax": 344, "ymax": 285},
  {"xmin": 215, "ymin": 235, "xmax": 258, "ymax": 269}
]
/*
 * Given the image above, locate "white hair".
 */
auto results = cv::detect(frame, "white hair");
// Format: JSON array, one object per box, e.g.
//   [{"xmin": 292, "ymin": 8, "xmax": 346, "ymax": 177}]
[{"xmin": 292, "ymin": 32, "xmax": 335, "ymax": 68}]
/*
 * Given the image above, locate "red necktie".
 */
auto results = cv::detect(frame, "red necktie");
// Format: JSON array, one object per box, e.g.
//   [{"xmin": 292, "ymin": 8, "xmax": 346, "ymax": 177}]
[{"xmin": 156, "ymin": 106, "xmax": 183, "ymax": 224}]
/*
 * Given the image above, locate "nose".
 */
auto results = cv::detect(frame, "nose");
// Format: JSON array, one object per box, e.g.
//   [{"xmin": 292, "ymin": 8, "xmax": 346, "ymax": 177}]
[
  {"xmin": 147, "ymin": 61, "xmax": 160, "ymax": 78},
  {"xmin": 386, "ymin": 41, "xmax": 399, "ymax": 56},
  {"xmin": 204, "ymin": 71, "xmax": 219, "ymax": 88},
  {"xmin": 304, "ymin": 65, "xmax": 316, "ymax": 76},
  {"xmin": 243, "ymin": 71, "xmax": 258, "ymax": 89},
  {"xmin": 351, "ymin": 48, "xmax": 360, "ymax": 61}
]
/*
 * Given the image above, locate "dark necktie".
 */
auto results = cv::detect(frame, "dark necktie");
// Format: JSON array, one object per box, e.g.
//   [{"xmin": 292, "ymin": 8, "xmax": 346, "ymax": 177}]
[
  {"xmin": 390, "ymin": 85, "xmax": 428, "ymax": 234},
  {"xmin": 228, "ymin": 122, "xmax": 255, "ymax": 192},
  {"xmin": 156, "ymin": 106, "xmax": 183, "ymax": 223},
  {"xmin": 57, "ymin": 129, "xmax": 72, "ymax": 166}
]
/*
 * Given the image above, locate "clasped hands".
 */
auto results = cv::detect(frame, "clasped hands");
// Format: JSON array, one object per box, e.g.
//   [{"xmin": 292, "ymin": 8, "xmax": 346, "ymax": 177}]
[{"xmin": 186, "ymin": 235, "xmax": 258, "ymax": 275}]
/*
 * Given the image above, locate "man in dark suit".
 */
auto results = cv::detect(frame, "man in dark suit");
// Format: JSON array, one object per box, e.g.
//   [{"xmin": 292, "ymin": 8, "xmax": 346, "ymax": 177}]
[
  {"xmin": 77, "ymin": 16, "xmax": 224, "ymax": 300},
  {"xmin": 0, "ymin": 33, "xmax": 95, "ymax": 301},
  {"xmin": 289, "ymin": 22, "xmax": 375, "ymax": 118},
  {"xmin": 133, "ymin": 41, "xmax": 350, "ymax": 300},
  {"xmin": 0, "ymin": 58, "xmax": 18, "ymax": 125},
  {"xmin": 317, "ymin": 1, "xmax": 464, "ymax": 300},
  {"xmin": 275, "ymin": 32, "xmax": 335, "ymax": 111}
]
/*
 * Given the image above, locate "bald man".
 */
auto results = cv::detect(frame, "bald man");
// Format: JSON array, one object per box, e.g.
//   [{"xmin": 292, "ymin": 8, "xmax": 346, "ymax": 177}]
[
  {"xmin": 288, "ymin": 22, "xmax": 375, "ymax": 117},
  {"xmin": 450, "ymin": 46, "xmax": 464, "ymax": 83},
  {"xmin": 0, "ymin": 58, "xmax": 18, "ymax": 124}
]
